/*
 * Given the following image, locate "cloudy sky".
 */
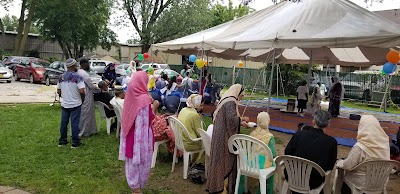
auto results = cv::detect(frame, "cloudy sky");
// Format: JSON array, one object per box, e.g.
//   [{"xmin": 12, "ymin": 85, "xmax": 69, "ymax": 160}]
[{"xmin": 1, "ymin": 0, "xmax": 399, "ymax": 43}]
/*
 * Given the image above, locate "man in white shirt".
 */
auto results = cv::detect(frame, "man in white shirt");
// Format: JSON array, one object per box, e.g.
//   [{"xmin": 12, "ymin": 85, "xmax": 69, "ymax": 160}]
[{"xmin": 57, "ymin": 58, "xmax": 85, "ymax": 148}]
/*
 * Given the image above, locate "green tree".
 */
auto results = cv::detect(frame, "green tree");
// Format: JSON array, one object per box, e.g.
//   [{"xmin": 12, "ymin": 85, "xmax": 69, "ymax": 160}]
[
  {"xmin": 35, "ymin": 0, "xmax": 117, "ymax": 59},
  {"xmin": 122, "ymin": 0, "xmax": 212, "ymax": 52},
  {"xmin": 211, "ymin": 0, "xmax": 253, "ymax": 27},
  {"xmin": 1, "ymin": 14, "xmax": 18, "ymax": 31},
  {"xmin": 0, "ymin": 0, "xmax": 13, "ymax": 33}
]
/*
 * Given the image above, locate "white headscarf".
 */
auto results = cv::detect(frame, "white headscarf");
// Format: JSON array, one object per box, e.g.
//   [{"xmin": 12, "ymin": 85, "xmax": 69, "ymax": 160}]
[
  {"xmin": 213, "ymin": 84, "xmax": 244, "ymax": 121},
  {"xmin": 186, "ymin": 94, "xmax": 202, "ymax": 109},
  {"xmin": 354, "ymin": 115, "xmax": 390, "ymax": 159}
]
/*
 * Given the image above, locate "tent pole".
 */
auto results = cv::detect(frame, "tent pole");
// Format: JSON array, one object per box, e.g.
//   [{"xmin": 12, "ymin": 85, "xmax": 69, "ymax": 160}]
[
  {"xmin": 307, "ymin": 49, "xmax": 313, "ymax": 87},
  {"xmin": 267, "ymin": 49, "xmax": 276, "ymax": 113},
  {"xmin": 243, "ymin": 56, "xmax": 247, "ymax": 87},
  {"xmin": 276, "ymin": 64, "xmax": 279, "ymax": 98}
]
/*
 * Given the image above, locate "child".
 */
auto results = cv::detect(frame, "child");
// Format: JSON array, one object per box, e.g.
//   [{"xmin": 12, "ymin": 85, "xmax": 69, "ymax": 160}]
[{"xmin": 296, "ymin": 80, "xmax": 309, "ymax": 117}]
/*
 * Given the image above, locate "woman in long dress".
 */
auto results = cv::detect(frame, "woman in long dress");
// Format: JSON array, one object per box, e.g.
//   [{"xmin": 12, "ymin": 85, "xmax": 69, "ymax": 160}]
[
  {"xmin": 77, "ymin": 62, "xmax": 101, "ymax": 137},
  {"xmin": 328, "ymin": 76, "xmax": 344, "ymax": 117},
  {"xmin": 207, "ymin": 84, "xmax": 248, "ymax": 194},
  {"xmin": 119, "ymin": 71, "xmax": 154, "ymax": 194},
  {"xmin": 238, "ymin": 112, "xmax": 277, "ymax": 194},
  {"xmin": 337, "ymin": 115, "xmax": 390, "ymax": 194},
  {"xmin": 309, "ymin": 86, "xmax": 322, "ymax": 115}
]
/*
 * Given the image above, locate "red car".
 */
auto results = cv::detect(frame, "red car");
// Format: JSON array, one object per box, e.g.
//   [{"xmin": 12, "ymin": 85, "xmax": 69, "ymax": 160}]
[{"xmin": 14, "ymin": 59, "xmax": 50, "ymax": 84}]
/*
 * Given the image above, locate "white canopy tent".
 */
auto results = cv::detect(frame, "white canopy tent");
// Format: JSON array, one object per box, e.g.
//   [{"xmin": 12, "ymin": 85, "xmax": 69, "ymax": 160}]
[{"xmin": 151, "ymin": 0, "xmax": 400, "ymax": 111}]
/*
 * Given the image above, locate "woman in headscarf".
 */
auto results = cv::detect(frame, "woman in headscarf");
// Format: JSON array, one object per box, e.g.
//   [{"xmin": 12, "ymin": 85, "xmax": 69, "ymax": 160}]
[
  {"xmin": 177, "ymin": 94, "xmax": 205, "ymax": 164},
  {"xmin": 103, "ymin": 63, "xmax": 117, "ymax": 88},
  {"xmin": 309, "ymin": 86, "xmax": 322, "ymax": 115},
  {"xmin": 119, "ymin": 71, "xmax": 155, "ymax": 194},
  {"xmin": 207, "ymin": 84, "xmax": 248, "ymax": 194},
  {"xmin": 238, "ymin": 111, "xmax": 277, "ymax": 194},
  {"xmin": 337, "ymin": 115, "xmax": 390, "ymax": 194},
  {"xmin": 127, "ymin": 61, "xmax": 137, "ymax": 77},
  {"xmin": 147, "ymin": 67, "xmax": 156, "ymax": 91},
  {"xmin": 166, "ymin": 76, "xmax": 183, "ymax": 98},
  {"xmin": 328, "ymin": 76, "xmax": 344, "ymax": 117}
]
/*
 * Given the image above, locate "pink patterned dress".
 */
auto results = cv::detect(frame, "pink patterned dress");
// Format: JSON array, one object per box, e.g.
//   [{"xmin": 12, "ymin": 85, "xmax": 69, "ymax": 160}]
[{"xmin": 119, "ymin": 106, "xmax": 153, "ymax": 189}]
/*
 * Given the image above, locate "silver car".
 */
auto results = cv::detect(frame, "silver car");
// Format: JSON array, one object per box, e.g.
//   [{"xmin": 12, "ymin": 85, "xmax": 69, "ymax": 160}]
[{"xmin": 0, "ymin": 62, "xmax": 13, "ymax": 83}]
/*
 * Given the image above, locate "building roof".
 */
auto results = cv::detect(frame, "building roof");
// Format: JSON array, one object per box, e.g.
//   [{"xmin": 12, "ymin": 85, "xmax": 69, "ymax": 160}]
[{"xmin": 374, "ymin": 9, "xmax": 400, "ymax": 24}]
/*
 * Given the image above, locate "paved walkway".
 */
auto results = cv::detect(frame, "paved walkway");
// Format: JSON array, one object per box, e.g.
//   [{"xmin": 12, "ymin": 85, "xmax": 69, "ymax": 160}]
[{"xmin": 0, "ymin": 186, "xmax": 31, "ymax": 194}]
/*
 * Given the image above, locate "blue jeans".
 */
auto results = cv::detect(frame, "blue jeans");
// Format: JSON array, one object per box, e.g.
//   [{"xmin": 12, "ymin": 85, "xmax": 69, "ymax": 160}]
[{"xmin": 59, "ymin": 105, "xmax": 81, "ymax": 145}]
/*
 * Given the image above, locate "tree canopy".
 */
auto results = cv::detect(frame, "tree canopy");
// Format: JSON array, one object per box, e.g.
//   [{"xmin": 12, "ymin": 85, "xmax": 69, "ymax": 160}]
[
  {"xmin": 211, "ymin": 0, "xmax": 254, "ymax": 27},
  {"xmin": 35, "ymin": 0, "xmax": 117, "ymax": 59}
]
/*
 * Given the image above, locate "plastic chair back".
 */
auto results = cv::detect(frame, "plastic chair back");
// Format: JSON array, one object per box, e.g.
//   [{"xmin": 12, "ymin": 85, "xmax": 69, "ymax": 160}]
[
  {"xmin": 197, "ymin": 128, "xmax": 211, "ymax": 156},
  {"xmin": 275, "ymin": 155, "xmax": 326, "ymax": 193},
  {"xmin": 228, "ymin": 134, "xmax": 273, "ymax": 176},
  {"xmin": 167, "ymin": 116, "xmax": 190, "ymax": 152},
  {"xmin": 110, "ymin": 100, "xmax": 122, "ymax": 122},
  {"xmin": 94, "ymin": 101, "xmax": 109, "ymax": 118},
  {"xmin": 351, "ymin": 160, "xmax": 400, "ymax": 192}
]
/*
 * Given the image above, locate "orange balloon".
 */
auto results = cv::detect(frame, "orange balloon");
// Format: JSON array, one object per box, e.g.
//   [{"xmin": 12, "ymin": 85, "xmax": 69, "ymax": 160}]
[
  {"xmin": 386, "ymin": 50, "xmax": 400, "ymax": 64},
  {"xmin": 204, "ymin": 61, "xmax": 208, "ymax": 66}
]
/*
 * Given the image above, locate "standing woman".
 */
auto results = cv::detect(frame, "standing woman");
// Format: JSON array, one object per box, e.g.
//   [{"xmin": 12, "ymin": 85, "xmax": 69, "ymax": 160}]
[
  {"xmin": 207, "ymin": 84, "xmax": 248, "ymax": 194},
  {"xmin": 328, "ymin": 76, "xmax": 344, "ymax": 117},
  {"xmin": 309, "ymin": 86, "xmax": 322, "ymax": 115},
  {"xmin": 119, "ymin": 71, "xmax": 155, "ymax": 194},
  {"xmin": 296, "ymin": 80, "xmax": 309, "ymax": 117}
]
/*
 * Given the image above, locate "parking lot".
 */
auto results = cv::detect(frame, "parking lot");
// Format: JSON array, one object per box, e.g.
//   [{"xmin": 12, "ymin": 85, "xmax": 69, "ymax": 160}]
[{"xmin": 0, "ymin": 80, "xmax": 56, "ymax": 104}]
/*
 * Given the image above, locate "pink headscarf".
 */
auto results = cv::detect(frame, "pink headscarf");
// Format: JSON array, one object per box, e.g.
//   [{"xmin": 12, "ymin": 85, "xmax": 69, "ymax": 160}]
[{"xmin": 122, "ymin": 71, "xmax": 152, "ymax": 137}]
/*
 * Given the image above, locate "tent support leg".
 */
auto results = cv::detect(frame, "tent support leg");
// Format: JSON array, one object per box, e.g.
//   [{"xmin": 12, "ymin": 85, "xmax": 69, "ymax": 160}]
[{"xmin": 267, "ymin": 49, "xmax": 276, "ymax": 113}]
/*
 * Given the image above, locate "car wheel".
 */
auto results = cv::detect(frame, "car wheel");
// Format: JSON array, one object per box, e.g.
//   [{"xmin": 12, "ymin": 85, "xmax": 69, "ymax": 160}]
[
  {"xmin": 14, "ymin": 71, "xmax": 20, "ymax": 81},
  {"xmin": 29, "ymin": 74, "xmax": 34, "ymax": 84},
  {"xmin": 45, "ymin": 77, "xmax": 50, "ymax": 86},
  {"xmin": 7, "ymin": 80, "xmax": 11, "ymax": 83}
]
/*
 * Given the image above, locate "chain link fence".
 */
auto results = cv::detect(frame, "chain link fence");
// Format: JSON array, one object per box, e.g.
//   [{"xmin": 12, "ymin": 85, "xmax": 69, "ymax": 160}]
[{"xmin": 170, "ymin": 64, "xmax": 400, "ymax": 104}]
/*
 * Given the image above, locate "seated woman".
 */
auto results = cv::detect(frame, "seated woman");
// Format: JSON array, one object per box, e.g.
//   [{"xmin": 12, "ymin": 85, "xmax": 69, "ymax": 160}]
[
  {"xmin": 177, "ymin": 94, "xmax": 205, "ymax": 165},
  {"xmin": 238, "ymin": 112, "xmax": 277, "ymax": 194},
  {"xmin": 103, "ymin": 63, "xmax": 117, "ymax": 88},
  {"xmin": 166, "ymin": 76, "xmax": 183, "ymax": 98},
  {"xmin": 337, "ymin": 115, "xmax": 390, "ymax": 194},
  {"xmin": 151, "ymin": 100, "xmax": 183, "ymax": 157}
]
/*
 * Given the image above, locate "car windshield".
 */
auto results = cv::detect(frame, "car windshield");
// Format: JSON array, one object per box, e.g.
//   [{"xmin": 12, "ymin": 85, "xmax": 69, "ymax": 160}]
[
  {"xmin": 159, "ymin": 64, "xmax": 168, "ymax": 69},
  {"xmin": 32, "ymin": 61, "xmax": 50, "ymax": 68}
]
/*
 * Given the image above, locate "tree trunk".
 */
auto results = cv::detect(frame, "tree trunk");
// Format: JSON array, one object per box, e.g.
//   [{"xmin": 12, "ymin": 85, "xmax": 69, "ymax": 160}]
[
  {"xmin": 17, "ymin": 0, "xmax": 37, "ymax": 56},
  {"xmin": 13, "ymin": 0, "xmax": 27, "ymax": 55},
  {"xmin": 79, "ymin": 46, "xmax": 84, "ymax": 59},
  {"xmin": 58, "ymin": 40, "xmax": 70, "ymax": 59},
  {"xmin": 141, "ymin": 44, "xmax": 150, "ymax": 53},
  {"xmin": 66, "ymin": 43, "xmax": 73, "ymax": 59}
]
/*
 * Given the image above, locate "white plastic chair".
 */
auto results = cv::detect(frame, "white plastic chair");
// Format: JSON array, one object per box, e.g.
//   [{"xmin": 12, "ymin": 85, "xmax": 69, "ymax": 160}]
[
  {"xmin": 94, "ymin": 101, "xmax": 116, "ymax": 135},
  {"xmin": 167, "ymin": 116, "xmax": 203, "ymax": 179},
  {"xmin": 275, "ymin": 155, "xmax": 334, "ymax": 194},
  {"xmin": 340, "ymin": 160, "xmax": 400, "ymax": 194},
  {"xmin": 228, "ymin": 134, "xmax": 276, "ymax": 194},
  {"xmin": 151, "ymin": 139, "xmax": 169, "ymax": 168},
  {"xmin": 109, "ymin": 99, "xmax": 122, "ymax": 138},
  {"xmin": 197, "ymin": 128, "xmax": 211, "ymax": 179}
]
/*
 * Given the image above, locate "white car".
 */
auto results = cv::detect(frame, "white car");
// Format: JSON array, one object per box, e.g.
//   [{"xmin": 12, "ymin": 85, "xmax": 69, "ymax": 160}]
[
  {"xmin": 0, "ymin": 62, "xmax": 13, "ymax": 83},
  {"xmin": 140, "ymin": 63, "xmax": 170, "ymax": 71},
  {"xmin": 89, "ymin": 59, "xmax": 113, "ymax": 75}
]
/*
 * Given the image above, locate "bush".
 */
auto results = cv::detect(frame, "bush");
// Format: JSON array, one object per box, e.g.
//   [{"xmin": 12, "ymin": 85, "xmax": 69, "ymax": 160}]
[{"xmin": 27, "ymin": 49, "xmax": 40, "ymax": 58}]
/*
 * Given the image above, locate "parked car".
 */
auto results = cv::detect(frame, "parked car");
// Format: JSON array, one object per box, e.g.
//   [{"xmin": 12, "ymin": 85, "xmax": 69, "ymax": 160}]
[
  {"xmin": 115, "ymin": 63, "xmax": 130, "ymax": 85},
  {"xmin": 14, "ymin": 59, "xmax": 50, "ymax": 84},
  {"xmin": 341, "ymin": 70, "xmax": 385, "ymax": 100},
  {"xmin": 3, "ymin": 56, "xmax": 38, "ymax": 71},
  {"xmin": 140, "ymin": 63, "xmax": 170, "ymax": 71},
  {"xmin": 44, "ymin": 61, "xmax": 65, "ymax": 86},
  {"xmin": 0, "ymin": 62, "xmax": 13, "ymax": 83},
  {"xmin": 89, "ymin": 60, "xmax": 113, "ymax": 75},
  {"xmin": 44, "ymin": 61, "xmax": 102, "ymax": 86},
  {"xmin": 154, "ymin": 69, "xmax": 183, "ymax": 83}
]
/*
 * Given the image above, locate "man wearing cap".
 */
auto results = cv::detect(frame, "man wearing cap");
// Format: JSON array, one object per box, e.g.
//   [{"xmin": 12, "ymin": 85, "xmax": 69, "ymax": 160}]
[
  {"xmin": 57, "ymin": 58, "xmax": 85, "ymax": 148},
  {"xmin": 77, "ymin": 59, "xmax": 101, "ymax": 137}
]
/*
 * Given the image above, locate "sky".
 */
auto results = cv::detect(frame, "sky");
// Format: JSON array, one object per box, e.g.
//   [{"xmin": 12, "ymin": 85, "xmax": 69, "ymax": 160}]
[{"xmin": 1, "ymin": 0, "xmax": 399, "ymax": 43}]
